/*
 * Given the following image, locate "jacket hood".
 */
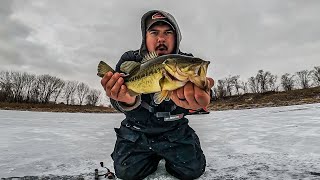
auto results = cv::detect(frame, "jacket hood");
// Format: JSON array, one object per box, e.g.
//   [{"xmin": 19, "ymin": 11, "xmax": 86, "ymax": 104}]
[{"xmin": 139, "ymin": 10, "xmax": 182, "ymax": 57}]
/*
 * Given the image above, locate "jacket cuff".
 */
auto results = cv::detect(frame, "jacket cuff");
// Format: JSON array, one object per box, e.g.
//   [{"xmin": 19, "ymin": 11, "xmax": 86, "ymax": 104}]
[{"xmin": 115, "ymin": 95, "xmax": 142, "ymax": 112}]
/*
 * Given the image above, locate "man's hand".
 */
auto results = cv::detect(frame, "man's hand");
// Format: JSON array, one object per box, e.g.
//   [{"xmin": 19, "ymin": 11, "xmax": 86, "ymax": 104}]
[
  {"xmin": 170, "ymin": 77, "xmax": 214, "ymax": 110},
  {"xmin": 101, "ymin": 71, "xmax": 136, "ymax": 105}
]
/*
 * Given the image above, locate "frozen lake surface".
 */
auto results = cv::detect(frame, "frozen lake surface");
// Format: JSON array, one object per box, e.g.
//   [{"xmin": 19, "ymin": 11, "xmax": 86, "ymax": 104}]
[{"xmin": 1, "ymin": 103, "xmax": 320, "ymax": 179}]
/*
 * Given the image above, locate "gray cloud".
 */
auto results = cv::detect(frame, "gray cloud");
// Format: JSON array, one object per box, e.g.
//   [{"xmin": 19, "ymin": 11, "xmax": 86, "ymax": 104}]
[
  {"xmin": 0, "ymin": 0, "xmax": 319, "ymax": 91},
  {"xmin": 0, "ymin": 0, "xmax": 31, "ymax": 65}
]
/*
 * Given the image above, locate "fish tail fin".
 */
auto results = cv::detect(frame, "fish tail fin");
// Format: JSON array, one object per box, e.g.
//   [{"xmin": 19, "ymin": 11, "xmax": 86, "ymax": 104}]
[{"xmin": 97, "ymin": 61, "xmax": 115, "ymax": 77}]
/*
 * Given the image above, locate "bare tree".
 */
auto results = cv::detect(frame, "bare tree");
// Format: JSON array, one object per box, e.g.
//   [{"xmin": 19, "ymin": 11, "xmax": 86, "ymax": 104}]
[
  {"xmin": 22, "ymin": 73, "xmax": 36, "ymax": 103},
  {"xmin": 281, "ymin": 73, "xmax": 295, "ymax": 91},
  {"xmin": 10, "ymin": 72, "xmax": 36, "ymax": 102},
  {"xmin": 268, "ymin": 74, "xmax": 278, "ymax": 91},
  {"xmin": 86, "ymin": 89, "xmax": 101, "ymax": 106},
  {"xmin": 76, "ymin": 82, "xmax": 90, "ymax": 105},
  {"xmin": 225, "ymin": 75, "xmax": 237, "ymax": 96},
  {"xmin": 63, "ymin": 81, "xmax": 78, "ymax": 105},
  {"xmin": 28, "ymin": 79, "xmax": 40, "ymax": 103},
  {"xmin": 233, "ymin": 75, "xmax": 241, "ymax": 95},
  {"xmin": 37, "ymin": 75, "xmax": 50, "ymax": 103},
  {"xmin": 0, "ymin": 71, "xmax": 13, "ymax": 102},
  {"xmin": 0, "ymin": 70, "xmax": 93, "ymax": 106},
  {"xmin": 241, "ymin": 82, "xmax": 249, "ymax": 94},
  {"xmin": 256, "ymin": 70, "xmax": 272, "ymax": 93},
  {"xmin": 310, "ymin": 66, "xmax": 320, "ymax": 86},
  {"xmin": 36, "ymin": 74, "xmax": 65, "ymax": 103},
  {"xmin": 216, "ymin": 79, "xmax": 227, "ymax": 98},
  {"xmin": 10, "ymin": 72, "xmax": 23, "ymax": 102},
  {"xmin": 52, "ymin": 81, "xmax": 65, "ymax": 103},
  {"xmin": 248, "ymin": 76, "xmax": 258, "ymax": 93},
  {"xmin": 296, "ymin": 70, "xmax": 312, "ymax": 89},
  {"xmin": 48, "ymin": 77, "xmax": 65, "ymax": 103}
]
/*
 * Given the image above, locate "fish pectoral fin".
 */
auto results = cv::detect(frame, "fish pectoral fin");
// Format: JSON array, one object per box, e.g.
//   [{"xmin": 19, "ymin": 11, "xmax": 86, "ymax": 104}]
[
  {"xmin": 165, "ymin": 91, "xmax": 173, "ymax": 101},
  {"xmin": 97, "ymin": 61, "xmax": 115, "ymax": 77},
  {"xmin": 127, "ymin": 89, "xmax": 140, "ymax": 97},
  {"xmin": 153, "ymin": 90, "xmax": 169, "ymax": 104},
  {"xmin": 120, "ymin": 61, "xmax": 141, "ymax": 74}
]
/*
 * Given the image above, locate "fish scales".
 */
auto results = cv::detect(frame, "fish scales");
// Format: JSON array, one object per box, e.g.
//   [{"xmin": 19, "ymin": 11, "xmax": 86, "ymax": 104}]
[{"xmin": 97, "ymin": 52, "xmax": 210, "ymax": 104}]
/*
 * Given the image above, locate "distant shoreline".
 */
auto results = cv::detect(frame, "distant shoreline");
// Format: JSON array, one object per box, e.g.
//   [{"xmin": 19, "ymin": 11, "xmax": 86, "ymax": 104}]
[
  {"xmin": 0, "ymin": 102, "xmax": 118, "ymax": 113},
  {"xmin": 210, "ymin": 86, "xmax": 320, "ymax": 111},
  {"xmin": 1, "ymin": 87, "xmax": 320, "ymax": 113}
]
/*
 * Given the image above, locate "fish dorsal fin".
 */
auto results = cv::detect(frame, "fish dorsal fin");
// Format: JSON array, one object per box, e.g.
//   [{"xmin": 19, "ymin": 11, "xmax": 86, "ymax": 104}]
[
  {"xmin": 141, "ymin": 51, "xmax": 158, "ymax": 64},
  {"xmin": 120, "ymin": 61, "xmax": 141, "ymax": 74}
]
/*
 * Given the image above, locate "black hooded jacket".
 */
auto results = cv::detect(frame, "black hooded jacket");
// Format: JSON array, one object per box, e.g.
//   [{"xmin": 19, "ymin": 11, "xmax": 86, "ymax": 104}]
[{"xmin": 110, "ymin": 10, "xmax": 198, "ymax": 134}]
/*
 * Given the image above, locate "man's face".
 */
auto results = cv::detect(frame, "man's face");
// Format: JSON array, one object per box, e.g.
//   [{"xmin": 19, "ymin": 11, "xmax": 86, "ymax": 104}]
[{"xmin": 146, "ymin": 24, "xmax": 175, "ymax": 56}]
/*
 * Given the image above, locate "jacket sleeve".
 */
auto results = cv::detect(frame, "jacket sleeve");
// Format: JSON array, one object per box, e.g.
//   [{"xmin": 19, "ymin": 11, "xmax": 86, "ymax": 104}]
[{"xmin": 109, "ymin": 50, "xmax": 143, "ymax": 113}]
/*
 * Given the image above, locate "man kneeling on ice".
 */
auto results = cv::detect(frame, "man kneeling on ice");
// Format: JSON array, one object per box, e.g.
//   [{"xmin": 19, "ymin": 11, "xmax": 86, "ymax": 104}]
[{"xmin": 100, "ymin": 10, "xmax": 214, "ymax": 180}]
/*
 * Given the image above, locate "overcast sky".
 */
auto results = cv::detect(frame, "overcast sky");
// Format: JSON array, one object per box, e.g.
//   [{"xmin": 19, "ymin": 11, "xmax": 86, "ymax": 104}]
[{"xmin": 1, "ymin": 0, "xmax": 320, "ymax": 93}]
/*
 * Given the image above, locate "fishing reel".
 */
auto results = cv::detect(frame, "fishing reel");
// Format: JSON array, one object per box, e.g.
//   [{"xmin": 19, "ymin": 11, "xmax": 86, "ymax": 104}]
[{"xmin": 95, "ymin": 162, "xmax": 115, "ymax": 179}]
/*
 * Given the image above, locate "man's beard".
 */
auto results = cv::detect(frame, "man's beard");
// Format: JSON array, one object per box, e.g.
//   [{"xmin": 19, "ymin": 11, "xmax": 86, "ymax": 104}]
[
  {"xmin": 156, "ymin": 44, "xmax": 168, "ymax": 55},
  {"xmin": 156, "ymin": 44, "xmax": 168, "ymax": 51}
]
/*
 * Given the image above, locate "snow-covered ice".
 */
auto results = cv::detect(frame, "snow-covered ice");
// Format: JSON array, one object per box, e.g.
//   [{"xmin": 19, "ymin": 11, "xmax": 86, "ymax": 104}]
[{"xmin": 1, "ymin": 103, "xmax": 320, "ymax": 179}]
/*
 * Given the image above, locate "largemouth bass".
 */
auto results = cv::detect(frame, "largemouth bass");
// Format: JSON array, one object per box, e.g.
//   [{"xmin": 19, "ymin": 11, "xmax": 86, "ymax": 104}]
[{"xmin": 97, "ymin": 52, "xmax": 210, "ymax": 104}]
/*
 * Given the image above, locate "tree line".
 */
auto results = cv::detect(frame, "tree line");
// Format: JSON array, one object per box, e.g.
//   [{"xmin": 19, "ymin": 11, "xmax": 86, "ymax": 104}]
[
  {"xmin": 213, "ymin": 66, "xmax": 320, "ymax": 99},
  {"xmin": 1, "ymin": 66, "xmax": 320, "ymax": 105},
  {"xmin": 0, "ymin": 71, "xmax": 102, "ymax": 106}
]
